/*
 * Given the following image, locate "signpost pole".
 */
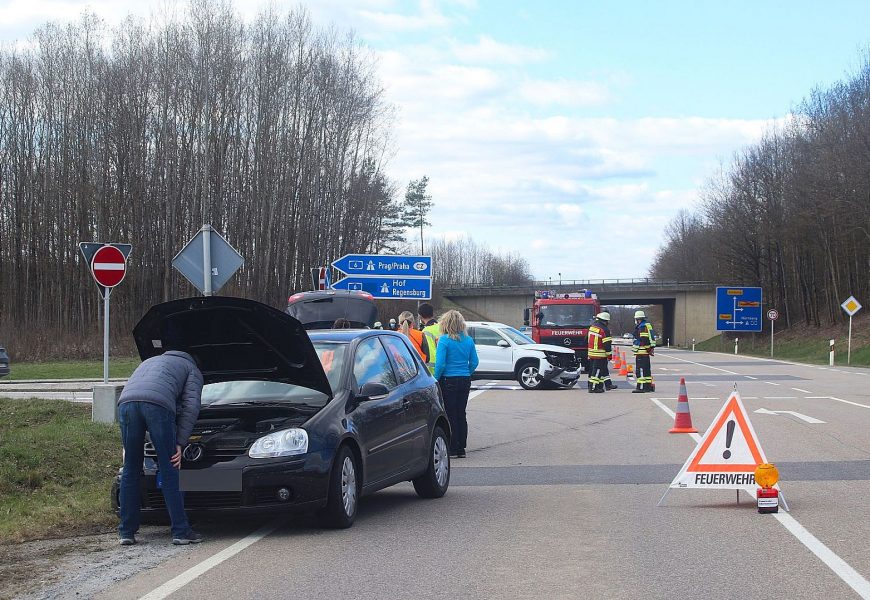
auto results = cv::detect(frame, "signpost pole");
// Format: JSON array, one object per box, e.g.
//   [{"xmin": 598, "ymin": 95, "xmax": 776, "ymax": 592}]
[
  {"xmin": 770, "ymin": 319, "xmax": 774, "ymax": 358},
  {"xmin": 202, "ymin": 224, "xmax": 213, "ymax": 296},
  {"xmin": 103, "ymin": 287, "xmax": 111, "ymax": 384},
  {"xmin": 848, "ymin": 315, "xmax": 853, "ymax": 365}
]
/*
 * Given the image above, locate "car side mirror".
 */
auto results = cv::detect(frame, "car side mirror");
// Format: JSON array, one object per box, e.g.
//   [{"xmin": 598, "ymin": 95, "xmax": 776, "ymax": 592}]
[
  {"xmin": 357, "ymin": 382, "xmax": 389, "ymax": 400},
  {"xmin": 497, "ymin": 340, "xmax": 510, "ymax": 348},
  {"xmin": 523, "ymin": 308, "xmax": 530, "ymax": 326}
]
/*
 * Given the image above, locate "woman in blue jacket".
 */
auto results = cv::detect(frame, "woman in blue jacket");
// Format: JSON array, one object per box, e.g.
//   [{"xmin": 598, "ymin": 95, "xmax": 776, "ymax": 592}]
[{"xmin": 433, "ymin": 310, "xmax": 479, "ymax": 458}]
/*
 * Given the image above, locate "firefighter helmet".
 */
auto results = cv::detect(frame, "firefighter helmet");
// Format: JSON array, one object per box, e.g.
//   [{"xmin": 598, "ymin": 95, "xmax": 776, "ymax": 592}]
[
  {"xmin": 596, "ymin": 312, "xmax": 611, "ymax": 322},
  {"xmin": 634, "ymin": 310, "xmax": 646, "ymax": 319}
]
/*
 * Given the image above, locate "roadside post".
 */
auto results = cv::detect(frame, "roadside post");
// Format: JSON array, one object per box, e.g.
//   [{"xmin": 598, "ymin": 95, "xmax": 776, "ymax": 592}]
[
  {"xmin": 830, "ymin": 340, "xmax": 835, "ymax": 366},
  {"xmin": 692, "ymin": 339, "xmax": 695, "ymax": 352},
  {"xmin": 734, "ymin": 337, "xmax": 739, "ymax": 355},
  {"xmin": 767, "ymin": 309, "xmax": 779, "ymax": 357},
  {"xmin": 79, "ymin": 242, "xmax": 132, "ymax": 423},
  {"xmin": 840, "ymin": 296, "xmax": 862, "ymax": 365},
  {"xmin": 173, "ymin": 225, "xmax": 244, "ymax": 296}
]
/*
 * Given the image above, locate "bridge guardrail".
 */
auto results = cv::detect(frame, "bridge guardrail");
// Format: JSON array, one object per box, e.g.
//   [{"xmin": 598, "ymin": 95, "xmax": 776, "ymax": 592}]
[{"xmin": 440, "ymin": 279, "xmax": 716, "ymax": 294}]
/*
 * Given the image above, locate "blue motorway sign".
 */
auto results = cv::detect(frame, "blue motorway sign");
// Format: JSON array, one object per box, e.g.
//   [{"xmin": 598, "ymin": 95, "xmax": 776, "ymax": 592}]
[
  {"xmin": 332, "ymin": 254, "xmax": 431, "ymax": 278},
  {"xmin": 332, "ymin": 276, "xmax": 432, "ymax": 300},
  {"xmin": 716, "ymin": 286, "xmax": 763, "ymax": 332}
]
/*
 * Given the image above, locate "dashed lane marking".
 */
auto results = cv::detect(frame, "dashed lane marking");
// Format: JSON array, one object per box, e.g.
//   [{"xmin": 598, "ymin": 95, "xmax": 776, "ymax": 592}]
[
  {"xmin": 745, "ymin": 376, "xmax": 758, "ymax": 380},
  {"xmin": 792, "ymin": 388, "xmax": 812, "ymax": 394},
  {"xmin": 764, "ymin": 381, "xmax": 781, "ymax": 386},
  {"xmin": 649, "ymin": 397, "xmax": 870, "ymax": 598},
  {"xmin": 662, "ymin": 354, "xmax": 740, "ymax": 375}
]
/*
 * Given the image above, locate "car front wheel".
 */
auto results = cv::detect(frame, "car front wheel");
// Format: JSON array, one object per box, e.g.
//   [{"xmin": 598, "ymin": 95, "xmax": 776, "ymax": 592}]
[
  {"xmin": 413, "ymin": 426, "xmax": 450, "ymax": 498},
  {"xmin": 318, "ymin": 446, "xmax": 358, "ymax": 528},
  {"xmin": 517, "ymin": 360, "xmax": 544, "ymax": 390}
]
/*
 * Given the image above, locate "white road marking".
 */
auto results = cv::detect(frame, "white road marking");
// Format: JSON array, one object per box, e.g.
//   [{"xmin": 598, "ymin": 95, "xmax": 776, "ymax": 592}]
[
  {"xmin": 745, "ymin": 376, "xmax": 758, "ymax": 380},
  {"xmin": 791, "ymin": 388, "xmax": 812, "ymax": 394},
  {"xmin": 701, "ymin": 383, "xmax": 715, "ymax": 387},
  {"xmin": 762, "ymin": 396, "xmax": 797, "ymax": 400},
  {"xmin": 754, "ymin": 408, "xmax": 825, "ymax": 424},
  {"xmin": 826, "ymin": 396, "xmax": 870, "ymax": 410},
  {"xmin": 773, "ymin": 513, "xmax": 870, "ymax": 599},
  {"xmin": 469, "ymin": 389, "xmax": 488, "ymax": 400},
  {"xmin": 664, "ymin": 353, "xmax": 740, "ymax": 375},
  {"xmin": 650, "ymin": 397, "xmax": 870, "ymax": 597},
  {"xmin": 764, "ymin": 381, "xmax": 781, "ymax": 386},
  {"xmin": 139, "ymin": 521, "xmax": 280, "ymax": 600}
]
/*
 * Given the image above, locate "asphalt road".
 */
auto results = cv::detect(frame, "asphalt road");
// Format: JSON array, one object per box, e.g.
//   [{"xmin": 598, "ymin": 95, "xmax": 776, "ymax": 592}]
[{"xmin": 53, "ymin": 350, "xmax": 870, "ymax": 598}]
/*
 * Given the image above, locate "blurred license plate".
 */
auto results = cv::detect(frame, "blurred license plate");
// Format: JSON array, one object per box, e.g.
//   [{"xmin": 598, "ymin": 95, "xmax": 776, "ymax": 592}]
[{"xmin": 180, "ymin": 469, "xmax": 242, "ymax": 492}]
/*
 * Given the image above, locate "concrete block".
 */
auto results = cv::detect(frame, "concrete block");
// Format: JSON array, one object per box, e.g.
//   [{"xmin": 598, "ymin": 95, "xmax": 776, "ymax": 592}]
[{"xmin": 92, "ymin": 384, "xmax": 124, "ymax": 423}]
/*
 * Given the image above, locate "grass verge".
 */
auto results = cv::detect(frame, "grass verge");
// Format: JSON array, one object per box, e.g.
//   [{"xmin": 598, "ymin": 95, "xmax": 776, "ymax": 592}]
[
  {"xmin": 5, "ymin": 357, "xmax": 140, "ymax": 381},
  {"xmin": 0, "ymin": 399, "xmax": 120, "ymax": 543},
  {"xmin": 696, "ymin": 332, "xmax": 870, "ymax": 367}
]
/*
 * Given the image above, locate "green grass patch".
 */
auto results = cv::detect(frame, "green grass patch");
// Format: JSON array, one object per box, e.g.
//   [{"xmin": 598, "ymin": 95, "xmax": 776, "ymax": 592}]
[
  {"xmin": 0, "ymin": 399, "xmax": 121, "ymax": 543},
  {"xmin": 5, "ymin": 357, "xmax": 140, "ymax": 381},
  {"xmin": 695, "ymin": 334, "xmax": 870, "ymax": 367}
]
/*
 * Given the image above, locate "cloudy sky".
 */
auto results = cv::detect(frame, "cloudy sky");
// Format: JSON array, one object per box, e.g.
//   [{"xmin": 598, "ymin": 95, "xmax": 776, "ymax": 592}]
[{"xmin": 3, "ymin": 0, "xmax": 869, "ymax": 280}]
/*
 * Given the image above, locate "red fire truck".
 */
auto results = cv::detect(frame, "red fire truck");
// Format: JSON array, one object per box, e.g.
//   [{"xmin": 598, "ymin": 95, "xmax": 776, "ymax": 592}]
[{"xmin": 523, "ymin": 290, "xmax": 601, "ymax": 372}]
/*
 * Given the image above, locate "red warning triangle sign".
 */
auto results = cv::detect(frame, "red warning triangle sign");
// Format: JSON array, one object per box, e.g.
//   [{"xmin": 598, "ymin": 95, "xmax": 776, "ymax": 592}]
[{"xmin": 669, "ymin": 391, "xmax": 768, "ymax": 490}]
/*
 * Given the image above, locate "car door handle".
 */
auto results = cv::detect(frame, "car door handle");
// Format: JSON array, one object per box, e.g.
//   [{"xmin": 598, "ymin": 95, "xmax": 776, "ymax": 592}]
[{"xmin": 402, "ymin": 398, "xmax": 411, "ymax": 407}]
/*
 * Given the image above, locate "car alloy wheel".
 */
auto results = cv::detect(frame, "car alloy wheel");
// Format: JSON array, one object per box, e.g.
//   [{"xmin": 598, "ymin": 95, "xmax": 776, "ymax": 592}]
[
  {"xmin": 341, "ymin": 455, "xmax": 357, "ymax": 517},
  {"xmin": 519, "ymin": 364, "xmax": 543, "ymax": 390}
]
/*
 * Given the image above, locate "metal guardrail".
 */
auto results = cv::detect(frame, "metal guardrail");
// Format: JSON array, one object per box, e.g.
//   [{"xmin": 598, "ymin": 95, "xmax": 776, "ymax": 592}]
[{"xmin": 440, "ymin": 279, "xmax": 716, "ymax": 293}]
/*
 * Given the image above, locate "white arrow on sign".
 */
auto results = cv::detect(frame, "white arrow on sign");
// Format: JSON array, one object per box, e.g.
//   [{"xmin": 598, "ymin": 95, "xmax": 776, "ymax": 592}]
[{"xmin": 754, "ymin": 408, "xmax": 825, "ymax": 424}]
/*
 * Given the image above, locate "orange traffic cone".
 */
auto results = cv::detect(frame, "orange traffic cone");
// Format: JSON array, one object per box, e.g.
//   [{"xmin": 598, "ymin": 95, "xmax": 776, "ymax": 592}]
[
  {"xmin": 669, "ymin": 377, "xmax": 697, "ymax": 433},
  {"xmin": 613, "ymin": 354, "xmax": 622, "ymax": 369},
  {"xmin": 619, "ymin": 361, "xmax": 628, "ymax": 376}
]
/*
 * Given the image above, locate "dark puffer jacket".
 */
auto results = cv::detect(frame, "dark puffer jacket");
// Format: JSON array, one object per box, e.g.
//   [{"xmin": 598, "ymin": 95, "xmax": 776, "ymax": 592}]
[{"xmin": 118, "ymin": 351, "xmax": 204, "ymax": 446}]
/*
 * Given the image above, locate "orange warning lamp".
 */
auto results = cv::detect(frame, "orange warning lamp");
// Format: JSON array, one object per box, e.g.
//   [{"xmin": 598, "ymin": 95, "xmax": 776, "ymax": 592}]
[
  {"xmin": 755, "ymin": 463, "xmax": 779, "ymax": 488},
  {"xmin": 755, "ymin": 463, "xmax": 780, "ymax": 514}
]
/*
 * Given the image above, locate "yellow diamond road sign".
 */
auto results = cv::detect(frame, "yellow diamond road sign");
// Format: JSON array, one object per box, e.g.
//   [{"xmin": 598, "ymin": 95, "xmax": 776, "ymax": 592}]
[{"xmin": 841, "ymin": 296, "xmax": 862, "ymax": 317}]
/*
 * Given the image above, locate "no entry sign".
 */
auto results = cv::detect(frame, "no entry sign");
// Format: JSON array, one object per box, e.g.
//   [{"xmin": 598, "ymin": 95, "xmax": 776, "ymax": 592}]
[{"xmin": 90, "ymin": 245, "xmax": 127, "ymax": 288}]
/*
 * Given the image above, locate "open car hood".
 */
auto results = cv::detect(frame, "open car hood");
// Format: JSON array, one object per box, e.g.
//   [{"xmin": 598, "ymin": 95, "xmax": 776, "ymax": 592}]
[{"xmin": 133, "ymin": 296, "xmax": 332, "ymax": 397}]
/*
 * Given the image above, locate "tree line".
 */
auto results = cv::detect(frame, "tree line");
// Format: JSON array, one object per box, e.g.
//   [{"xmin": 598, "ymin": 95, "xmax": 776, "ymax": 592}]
[
  {"xmin": 651, "ymin": 52, "xmax": 870, "ymax": 328},
  {"xmin": 0, "ymin": 2, "xmax": 408, "ymax": 357}
]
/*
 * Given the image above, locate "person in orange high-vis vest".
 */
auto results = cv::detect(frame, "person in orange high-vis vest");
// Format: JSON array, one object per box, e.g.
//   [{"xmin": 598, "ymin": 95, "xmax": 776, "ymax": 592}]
[{"xmin": 398, "ymin": 311, "xmax": 430, "ymax": 363}]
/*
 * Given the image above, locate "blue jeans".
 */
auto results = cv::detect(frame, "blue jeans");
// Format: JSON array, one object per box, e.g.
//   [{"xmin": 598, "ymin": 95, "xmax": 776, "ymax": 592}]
[{"xmin": 119, "ymin": 401, "xmax": 191, "ymax": 538}]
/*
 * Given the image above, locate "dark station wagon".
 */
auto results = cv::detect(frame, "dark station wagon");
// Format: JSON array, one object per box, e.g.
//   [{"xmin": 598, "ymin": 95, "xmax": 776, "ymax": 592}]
[{"xmin": 112, "ymin": 296, "xmax": 451, "ymax": 528}]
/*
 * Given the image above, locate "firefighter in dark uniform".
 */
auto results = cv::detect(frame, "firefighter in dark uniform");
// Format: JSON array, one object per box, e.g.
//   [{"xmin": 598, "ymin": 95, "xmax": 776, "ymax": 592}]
[
  {"xmin": 632, "ymin": 310, "xmax": 656, "ymax": 393},
  {"xmin": 587, "ymin": 312, "xmax": 613, "ymax": 393}
]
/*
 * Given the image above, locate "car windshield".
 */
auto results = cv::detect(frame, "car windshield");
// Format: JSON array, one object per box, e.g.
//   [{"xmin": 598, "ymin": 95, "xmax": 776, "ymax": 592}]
[
  {"xmin": 201, "ymin": 342, "xmax": 347, "ymax": 407},
  {"xmin": 499, "ymin": 327, "xmax": 533, "ymax": 345},
  {"xmin": 539, "ymin": 304, "xmax": 596, "ymax": 327}
]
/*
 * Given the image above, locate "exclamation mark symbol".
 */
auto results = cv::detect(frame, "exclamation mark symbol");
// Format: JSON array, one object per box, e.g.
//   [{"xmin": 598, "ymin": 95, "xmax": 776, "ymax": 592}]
[{"xmin": 722, "ymin": 420, "xmax": 736, "ymax": 459}]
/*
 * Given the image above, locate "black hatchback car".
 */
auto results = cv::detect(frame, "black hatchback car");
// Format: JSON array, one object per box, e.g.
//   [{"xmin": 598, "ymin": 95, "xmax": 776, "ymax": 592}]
[{"xmin": 111, "ymin": 296, "xmax": 451, "ymax": 528}]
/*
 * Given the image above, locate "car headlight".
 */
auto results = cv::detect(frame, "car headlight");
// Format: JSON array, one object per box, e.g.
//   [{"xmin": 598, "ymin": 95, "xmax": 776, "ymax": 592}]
[{"xmin": 248, "ymin": 428, "xmax": 308, "ymax": 458}]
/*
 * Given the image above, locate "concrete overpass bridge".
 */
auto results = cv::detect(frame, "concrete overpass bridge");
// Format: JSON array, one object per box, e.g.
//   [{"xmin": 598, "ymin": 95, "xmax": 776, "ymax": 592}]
[{"xmin": 441, "ymin": 279, "xmax": 719, "ymax": 347}]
